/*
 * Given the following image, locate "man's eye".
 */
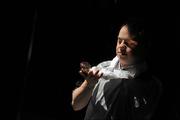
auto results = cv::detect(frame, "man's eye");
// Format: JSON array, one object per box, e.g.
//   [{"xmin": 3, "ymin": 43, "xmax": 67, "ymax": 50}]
[
  {"xmin": 128, "ymin": 42, "xmax": 138, "ymax": 48},
  {"xmin": 124, "ymin": 42, "xmax": 128, "ymax": 45}
]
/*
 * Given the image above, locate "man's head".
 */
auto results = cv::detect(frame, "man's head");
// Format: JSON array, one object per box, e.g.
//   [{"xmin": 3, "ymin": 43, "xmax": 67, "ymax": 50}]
[{"xmin": 116, "ymin": 18, "xmax": 147, "ymax": 66}]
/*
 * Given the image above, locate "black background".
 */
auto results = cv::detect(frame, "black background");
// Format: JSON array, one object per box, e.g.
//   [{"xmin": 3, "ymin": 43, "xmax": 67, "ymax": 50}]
[{"xmin": 2, "ymin": 1, "xmax": 179, "ymax": 120}]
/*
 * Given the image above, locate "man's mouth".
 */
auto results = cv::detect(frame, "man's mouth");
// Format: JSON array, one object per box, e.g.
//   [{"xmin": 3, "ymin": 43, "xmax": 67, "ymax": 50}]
[
  {"xmin": 122, "ymin": 52, "xmax": 127, "ymax": 55},
  {"xmin": 117, "ymin": 52, "xmax": 127, "ymax": 56}
]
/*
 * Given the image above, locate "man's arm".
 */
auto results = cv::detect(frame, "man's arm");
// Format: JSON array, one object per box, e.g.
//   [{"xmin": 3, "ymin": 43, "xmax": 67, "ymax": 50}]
[
  {"xmin": 71, "ymin": 65, "xmax": 102, "ymax": 111},
  {"xmin": 72, "ymin": 80, "xmax": 95, "ymax": 111}
]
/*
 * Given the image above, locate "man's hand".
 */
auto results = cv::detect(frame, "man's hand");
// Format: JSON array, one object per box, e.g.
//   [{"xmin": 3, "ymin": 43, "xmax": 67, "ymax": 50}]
[{"xmin": 79, "ymin": 62, "xmax": 103, "ymax": 87}]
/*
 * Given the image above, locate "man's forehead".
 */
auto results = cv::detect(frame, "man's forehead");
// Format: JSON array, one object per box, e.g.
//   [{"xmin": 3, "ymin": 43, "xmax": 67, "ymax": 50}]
[
  {"xmin": 120, "ymin": 25, "xmax": 128, "ymax": 33},
  {"xmin": 118, "ymin": 26, "xmax": 129, "ymax": 38}
]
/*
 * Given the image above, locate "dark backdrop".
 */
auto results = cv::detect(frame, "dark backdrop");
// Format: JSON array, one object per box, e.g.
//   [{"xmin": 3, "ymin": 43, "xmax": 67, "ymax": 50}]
[{"xmin": 3, "ymin": 1, "xmax": 179, "ymax": 120}]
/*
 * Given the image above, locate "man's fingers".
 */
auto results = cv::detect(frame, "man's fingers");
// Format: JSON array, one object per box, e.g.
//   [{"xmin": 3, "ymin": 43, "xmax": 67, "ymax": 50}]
[
  {"xmin": 80, "ymin": 65, "xmax": 103, "ymax": 81},
  {"xmin": 89, "ymin": 67, "xmax": 98, "ymax": 74},
  {"xmin": 97, "ymin": 71, "xmax": 103, "ymax": 78},
  {"xmin": 94, "ymin": 70, "xmax": 103, "ymax": 79},
  {"xmin": 79, "ymin": 70, "xmax": 87, "ymax": 77},
  {"xmin": 88, "ymin": 70, "xmax": 93, "ymax": 77},
  {"xmin": 87, "ymin": 67, "xmax": 103, "ymax": 79},
  {"xmin": 88, "ymin": 67, "xmax": 97, "ymax": 77}
]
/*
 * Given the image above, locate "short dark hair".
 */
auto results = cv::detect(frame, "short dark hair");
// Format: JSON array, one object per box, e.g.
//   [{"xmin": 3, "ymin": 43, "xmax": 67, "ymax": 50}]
[
  {"xmin": 121, "ymin": 18, "xmax": 151, "ymax": 60},
  {"xmin": 122, "ymin": 18, "xmax": 145, "ymax": 43}
]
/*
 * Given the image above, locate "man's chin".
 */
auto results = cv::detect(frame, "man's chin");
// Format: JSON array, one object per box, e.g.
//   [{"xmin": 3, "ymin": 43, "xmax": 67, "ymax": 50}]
[
  {"xmin": 116, "ymin": 55, "xmax": 128, "ymax": 62},
  {"xmin": 119, "ymin": 54, "xmax": 128, "ymax": 59}
]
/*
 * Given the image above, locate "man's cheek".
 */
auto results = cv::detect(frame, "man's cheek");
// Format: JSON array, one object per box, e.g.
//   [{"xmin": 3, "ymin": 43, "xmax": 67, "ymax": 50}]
[{"xmin": 126, "ymin": 47, "xmax": 133, "ymax": 53}]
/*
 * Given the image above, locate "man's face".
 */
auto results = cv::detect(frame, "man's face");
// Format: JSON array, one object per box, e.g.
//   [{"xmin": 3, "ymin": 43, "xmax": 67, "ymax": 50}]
[{"xmin": 116, "ymin": 25, "xmax": 139, "ymax": 64}]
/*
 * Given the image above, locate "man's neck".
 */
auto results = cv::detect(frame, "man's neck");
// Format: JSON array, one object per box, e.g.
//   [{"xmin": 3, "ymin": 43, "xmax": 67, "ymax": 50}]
[
  {"xmin": 119, "ymin": 59, "xmax": 145, "ymax": 70},
  {"xmin": 120, "ymin": 63, "xmax": 134, "ymax": 70}
]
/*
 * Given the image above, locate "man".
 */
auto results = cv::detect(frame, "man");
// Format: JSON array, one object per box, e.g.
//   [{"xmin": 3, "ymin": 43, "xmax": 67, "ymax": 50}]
[{"xmin": 72, "ymin": 19, "xmax": 162, "ymax": 120}]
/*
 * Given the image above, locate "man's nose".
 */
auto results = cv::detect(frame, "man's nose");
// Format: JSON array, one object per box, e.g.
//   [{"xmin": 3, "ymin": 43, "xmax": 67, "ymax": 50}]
[{"xmin": 119, "ymin": 40, "xmax": 126, "ymax": 50}]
